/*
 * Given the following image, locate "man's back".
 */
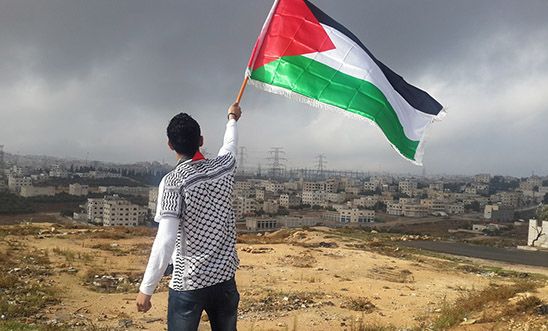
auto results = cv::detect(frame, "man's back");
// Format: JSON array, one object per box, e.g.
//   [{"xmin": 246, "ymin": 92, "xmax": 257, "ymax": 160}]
[
  {"xmin": 160, "ymin": 153, "xmax": 239, "ymax": 290},
  {"xmin": 137, "ymin": 105, "xmax": 242, "ymax": 331}
]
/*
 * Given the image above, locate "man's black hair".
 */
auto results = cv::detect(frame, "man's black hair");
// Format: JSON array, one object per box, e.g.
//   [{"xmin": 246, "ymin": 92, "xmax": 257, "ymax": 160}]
[{"xmin": 167, "ymin": 113, "xmax": 201, "ymax": 157}]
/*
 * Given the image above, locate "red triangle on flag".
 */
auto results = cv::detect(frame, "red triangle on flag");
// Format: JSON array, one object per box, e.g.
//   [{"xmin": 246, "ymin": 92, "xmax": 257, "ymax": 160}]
[{"xmin": 248, "ymin": 0, "xmax": 335, "ymax": 70}]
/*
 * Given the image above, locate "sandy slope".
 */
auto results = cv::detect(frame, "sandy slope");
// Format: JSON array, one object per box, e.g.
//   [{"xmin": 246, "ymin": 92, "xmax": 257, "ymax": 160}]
[{"xmin": 2, "ymin": 224, "xmax": 547, "ymax": 330}]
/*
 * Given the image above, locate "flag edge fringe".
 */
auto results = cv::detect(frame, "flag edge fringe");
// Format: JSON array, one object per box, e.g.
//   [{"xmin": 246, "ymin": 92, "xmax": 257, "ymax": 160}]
[{"xmin": 248, "ymin": 78, "xmax": 437, "ymax": 166}]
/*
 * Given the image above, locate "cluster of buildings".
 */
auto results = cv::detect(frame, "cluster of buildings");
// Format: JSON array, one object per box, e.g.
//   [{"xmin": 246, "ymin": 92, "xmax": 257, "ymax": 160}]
[
  {"xmin": 1, "ymin": 156, "xmax": 547, "ymax": 238},
  {"xmin": 0, "ymin": 163, "xmax": 151, "ymax": 227},
  {"xmin": 4, "ymin": 164, "xmax": 126, "ymax": 198},
  {"xmin": 225, "ymin": 173, "xmax": 547, "ymax": 232}
]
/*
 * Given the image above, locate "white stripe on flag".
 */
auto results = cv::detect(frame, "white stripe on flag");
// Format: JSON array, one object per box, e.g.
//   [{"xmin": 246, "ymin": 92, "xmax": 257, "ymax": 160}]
[{"xmin": 303, "ymin": 24, "xmax": 435, "ymax": 142}]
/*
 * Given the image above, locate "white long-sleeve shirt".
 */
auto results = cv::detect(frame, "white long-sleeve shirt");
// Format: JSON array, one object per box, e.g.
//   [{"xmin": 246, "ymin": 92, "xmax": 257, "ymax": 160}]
[{"xmin": 139, "ymin": 119, "xmax": 239, "ymax": 295}]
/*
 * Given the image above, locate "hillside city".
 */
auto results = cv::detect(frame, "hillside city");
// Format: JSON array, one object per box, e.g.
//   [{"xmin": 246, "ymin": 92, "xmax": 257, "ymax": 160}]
[
  {"xmin": 1, "ymin": 145, "xmax": 547, "ymax": 250},
  {"xmin": 1, "ymin": 146, "xmax": 548, "ymax": 330}
]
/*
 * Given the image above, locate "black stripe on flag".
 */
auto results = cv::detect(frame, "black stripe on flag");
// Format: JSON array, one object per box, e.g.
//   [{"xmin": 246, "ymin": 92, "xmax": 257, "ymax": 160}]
[{"xmin": 304, "ymin": 0, "xmax": 443, "ymax": 116}]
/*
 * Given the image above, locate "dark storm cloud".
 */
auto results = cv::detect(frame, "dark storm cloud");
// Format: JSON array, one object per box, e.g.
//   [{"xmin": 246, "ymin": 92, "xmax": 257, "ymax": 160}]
[{"xmin": 0, "ymin": 0, "xmax": 547, "ymax": 175}]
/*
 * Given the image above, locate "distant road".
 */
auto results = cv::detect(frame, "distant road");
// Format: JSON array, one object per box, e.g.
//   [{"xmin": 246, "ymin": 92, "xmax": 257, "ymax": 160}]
[{"xmin": 400, "ymin": 240, "xmax": 548, "ymax": 268}]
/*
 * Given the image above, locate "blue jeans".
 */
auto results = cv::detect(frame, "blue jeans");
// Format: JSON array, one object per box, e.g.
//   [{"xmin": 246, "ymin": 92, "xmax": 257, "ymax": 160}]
[{"xmin": 167, "ymin": 278, "xmax": 239, "ymax": 331}]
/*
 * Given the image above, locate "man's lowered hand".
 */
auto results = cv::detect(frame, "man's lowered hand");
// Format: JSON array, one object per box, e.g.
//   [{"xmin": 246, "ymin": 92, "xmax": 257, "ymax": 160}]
[{"xmin": 136, "ymin": 292, "xmax": 152, "ymax": 313}]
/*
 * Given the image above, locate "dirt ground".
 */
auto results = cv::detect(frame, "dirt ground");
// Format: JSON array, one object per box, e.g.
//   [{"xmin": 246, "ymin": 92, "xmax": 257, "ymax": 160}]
[{"xmin": 0, "ymin": 222, "xmax": 547, "ymax": 331}]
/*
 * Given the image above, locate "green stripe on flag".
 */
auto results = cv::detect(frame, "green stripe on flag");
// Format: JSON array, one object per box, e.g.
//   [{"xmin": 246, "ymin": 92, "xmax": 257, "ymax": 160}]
[{"xmin": 250, "ymin": 55, "xmax": 420, "ymax": 160}]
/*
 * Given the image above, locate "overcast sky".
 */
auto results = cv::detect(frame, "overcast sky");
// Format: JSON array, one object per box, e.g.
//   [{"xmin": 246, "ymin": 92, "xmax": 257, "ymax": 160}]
[{"xmin": 1, "ymin": 0, "xmax": 547, "ymax": 176}]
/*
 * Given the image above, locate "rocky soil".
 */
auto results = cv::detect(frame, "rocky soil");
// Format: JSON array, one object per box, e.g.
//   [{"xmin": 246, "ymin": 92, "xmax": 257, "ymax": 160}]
[{"xmin": 0, "ymin": 222, "xmax": 546, "ymax": 330}]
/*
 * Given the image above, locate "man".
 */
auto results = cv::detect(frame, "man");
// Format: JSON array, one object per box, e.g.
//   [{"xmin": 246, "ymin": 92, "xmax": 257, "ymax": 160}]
[{"xmin": 136, "ymin": 103, "xmax": 242, "ymax": 331}]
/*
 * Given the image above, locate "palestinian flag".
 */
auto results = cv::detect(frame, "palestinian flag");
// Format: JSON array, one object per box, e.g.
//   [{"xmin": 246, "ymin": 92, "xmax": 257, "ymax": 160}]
[{"xmin": 246, "ymin": 0, "xmax": 444, "ymax": 165}]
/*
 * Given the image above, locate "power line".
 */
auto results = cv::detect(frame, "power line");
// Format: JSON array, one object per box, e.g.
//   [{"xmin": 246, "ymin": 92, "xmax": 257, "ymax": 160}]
[
  {"xmin": 0, "ymin": 145, "xmax": 6, "ymax": 191},
  {"xmin": 266, "ymin": 147, "xmax": 286, "ymax": 178},
  {"xmin": 316, "ymin": 154, "xmax": 327, "ymax": 177},
  {"xmin": 238, "ymin": 146, "xmax": 247, "ymax": 174}
]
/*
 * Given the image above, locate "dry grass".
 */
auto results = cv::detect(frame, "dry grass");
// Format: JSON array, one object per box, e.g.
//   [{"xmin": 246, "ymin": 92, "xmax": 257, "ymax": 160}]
[
  {"xmin": 432, "ymin": 282, "xmax": 539, "ymax": 330},
  {"xmin": 341, "ymin": 297, "xmax": 376, "ymax": 312},
  {"xmin": 0, "ymin": 246, "xmax": 59, "ymax": 320},
  {"xmin": 127, "ymin": 242, "xmax": 151, "ymax": 256},
  {"xmin": 0, "ymin": 225, "xmax": 43, "ymax": 237},
  {"xmin": 0, "ymin": 321, "xmax": 68, "ymax": 331},
  {"xmin": 502, "ymin": 295, "xmax": 544, "ymax": 316},
  {"xmin": 278, "ymin": 251, "xmax": 317, "ymax": 268},
  {"xmin": 51, "ymin": 247, "xmax": 94, "ymax": 263},
  {"xmin": 83, "ymin": 226, "xmax": 155, "ymax": 240},
  {"xmin": 349, "ymin": 321, "xmax": 398, "ymax": 331},
  {"xmin": 237, "ymin": 233, "xmax": 290, "ymax": 245},
  {"xmin": 90, "ymin": 243, "xmax": 127, "ymax": 256},
  {"xmin": 367, "ymin": 266, "xmax": 414, "ymax": 283},
  {"xmin": 299, "ymin": 272, "xmax": 321, "ymax": 283}
]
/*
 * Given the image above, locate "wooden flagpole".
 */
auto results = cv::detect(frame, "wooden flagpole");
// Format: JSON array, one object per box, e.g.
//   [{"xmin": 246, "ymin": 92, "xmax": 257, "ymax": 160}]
[{"xmin": 235, "ymin": 76, "xmax": 249, "ymax": 104}]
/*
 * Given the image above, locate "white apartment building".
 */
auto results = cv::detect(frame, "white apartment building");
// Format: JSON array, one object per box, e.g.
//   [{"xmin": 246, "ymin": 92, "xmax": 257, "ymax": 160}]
[
  {"xmin": 387, "ymin": 202, "xmax": 403, "ymax": 216},
  {"xmin": 303, "ymin": 181, "xmax": 325, "ymax": 192},
  {"xmin": 429, "ymin": 182, "xmax": 444, "ymax": 191},
  {"xmin": 345, "ymin": 186, "xmax": 362, "ymax": 195},
  {"xmin": 464, "ymin": 187, "xmax": 477, "ymax": 194},
  {"xmin": 69, "ymin": 183, "xmax": 89, "ymax": 196},
  {"xmin": 402, "ymin": 204, "xmax": 429, "ymax": 217},
  {"xmin": 277, "ymin": 216, "xmax": 318, "ymax": 228},
  {"xmin": 148, "ymin": 188, "xmax": 159, "ymax": 214},
  {"xmin": 9, "ymin": 166, "xmax": 23, "ymax": 176},
  {"xmin": 363, "ymin": 181, "xmax": 378, "ymax": 191},
  {"xmin": 325, "ymin": 192, "xmax": 347, "ymax": 203},
  {"xmin": 420, "ymin": 199, "xmax": 446, "ymax": 213},
  {"xmin": 500, "ymin": 192, "xmax": 522, "ymax": 208},
  {"xmin": 233, "ymin": 188, "xmax": 255, "ymax": 199},
  {"xmin": 399, "ymin": 197, "xmax": 419, "ymax": 205},
  {"xmin": 325, "ymin": 208, "xmax": 375, "ymax": 224},
  {"xmin": 324, "ymin": 178, "xmax": 340, "ymax": 193},
  {"xmin": 283, "ymin": 181, "xmax": 300, "ymax": 191},
  {"xmin": 20, "ymin": 185, "xmax": 55, "ymax": 197},
  {"xmin": 255, "ymin": 189, "xmax": 277, "ymax": 201},
  {"xmin": 49, "ymin": 165, "xmax": 68, "ymax": 178},
  {"xmin": 381, "ymin": 184, "xmax": 397, "ymax": 192},
  {"xmin": 8, "ymin": 175, "xmax": 32, "ymax": 193},
  {"xmin": 520, "ymin": 177, "xmax": 542, "ymax": 191},
  {"xmin": 88, "ymin": 171, "xmax": 122, "ymax": 179},
  {"xmin": 233, "ymin": 196, "xmax": 257, "ymax": 219},
  {"xmin": 353, "ymin": 196, "xmax": 379, "ymax": 209},
  {"xmin": 262, "ymin": 199, "xmax": 279, "ymax": 214},
  {"xmin": 234, "ymin": 181, "xmax": 253, "ymax": 191},
  {"xmin": 490, "ymin": 192, "xmax": 521, "ymax": 208},
  {"xmin": 474, "ymin": 174, "xmax": 491, "ymax": 184},
  {"xmin": 87, "ymin": 198, "xmax": 105, "ymax": 224},
  {"xmin": 279, "ymin": 194, "xmax": 301, "ymax": 208},
  {"xmin": 301, "ymin": 191, "xmax": 325, "ymax": 206},
  {"xmin": 471, "ymin": 183, "xmax": 489, "ymax": 195},
  {"xmin": 447, "ymin": 203, "xmax": 465, "ymax": 214},
  {"xmin": 246, "ymin": 218, "xmax": 278, "ymax": 231},
  {"xmin": 339, "ymin": 177, "xmax": 359, "ymax": 190},
  {"xmin": 102, "ymin": 195, "xmax": 145, "ymax": 227},
  {"xmin": 265, "ymin": 181, "xmax": 284, "ymax": 192},
  {"xmin": 484, "ymin": 204, "xmax": 514, "ymax": 222},
  {"xmin": 399, "ymin": 180, "xmax": 418, "ymax": 196}
]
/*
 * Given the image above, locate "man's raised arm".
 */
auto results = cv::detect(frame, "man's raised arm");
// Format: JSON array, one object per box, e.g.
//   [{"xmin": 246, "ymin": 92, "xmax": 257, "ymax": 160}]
[{"xmin": 218, "ymin": 103, "xmax": 241, "ymax": 156}]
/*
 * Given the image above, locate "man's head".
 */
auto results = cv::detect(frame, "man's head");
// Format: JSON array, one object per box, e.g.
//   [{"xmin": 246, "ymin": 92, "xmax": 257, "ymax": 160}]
[{"xmin": 167, "ymin": 113, "xmax": 203, "ymax": 158}]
